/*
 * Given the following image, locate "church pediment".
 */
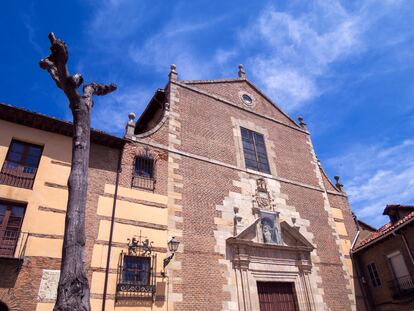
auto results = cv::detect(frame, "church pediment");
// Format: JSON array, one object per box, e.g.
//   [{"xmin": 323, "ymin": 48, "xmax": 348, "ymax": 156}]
[{"xmin": 228, "ymin": 218, "xmax": 314, "ymax": 253}]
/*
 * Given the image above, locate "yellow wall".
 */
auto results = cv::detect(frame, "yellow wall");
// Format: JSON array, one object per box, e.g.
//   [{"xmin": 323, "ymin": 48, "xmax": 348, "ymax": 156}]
[
  {"xmin": 91, "ymin": 185, "xmax": 169, "ymax": 311},
  {"xmin": 0, "ymin": 120, "xmax": 71, "ymax": 258},
  {"xmin": 0, "ymin": 120, "xmax": 169, "ymax": 310}
]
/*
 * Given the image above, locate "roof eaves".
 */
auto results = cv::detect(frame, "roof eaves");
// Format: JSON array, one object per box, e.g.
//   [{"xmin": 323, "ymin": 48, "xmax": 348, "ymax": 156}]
[
  {"xmin": 0, "ymin": 102, "xmax": 125, "ymax": 149},
  {"xmin": 352, "ymin": 211, "xmax": 414, "ymax": 252}
]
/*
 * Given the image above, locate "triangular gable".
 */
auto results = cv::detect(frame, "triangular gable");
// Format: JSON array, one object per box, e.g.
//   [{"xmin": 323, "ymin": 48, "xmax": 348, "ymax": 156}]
[
  {"xmin": 232, "ymin": 218, "xmax": 314, "ymax": 250},
  {"xmin": 180, "ymin": 79, "xmax": 301, "ymax": 129}
]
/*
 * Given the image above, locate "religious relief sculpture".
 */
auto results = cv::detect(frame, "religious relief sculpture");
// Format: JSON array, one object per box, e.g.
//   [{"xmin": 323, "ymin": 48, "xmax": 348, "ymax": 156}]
[
  {"xmin": 252, "ymin": 178, "xmax": 276, "ymax": 214},
  {"xmin": 260, "ymin": 210, "xmax": 282, "ymax": 245}
]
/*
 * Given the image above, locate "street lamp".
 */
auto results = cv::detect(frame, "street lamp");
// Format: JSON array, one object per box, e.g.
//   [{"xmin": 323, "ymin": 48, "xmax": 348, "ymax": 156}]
[
  {"xmin": 167, "ymin": 236, "xmax": 180, "ymax": 253},
  {"xmin": 162, "ymin": 237, "xmax": 180, "ymax": 277}
]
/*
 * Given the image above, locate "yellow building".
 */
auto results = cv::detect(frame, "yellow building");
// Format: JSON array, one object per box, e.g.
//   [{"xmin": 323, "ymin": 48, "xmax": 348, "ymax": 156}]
[{"xmin": 0, "ymin": 103, "xmax": 171, "ymax": 311}]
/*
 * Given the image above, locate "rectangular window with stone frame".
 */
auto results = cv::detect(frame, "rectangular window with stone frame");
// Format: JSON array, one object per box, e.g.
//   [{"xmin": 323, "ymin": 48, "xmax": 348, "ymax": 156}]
[{"xmin": 241, "ymin": 127, "xmax": 270, "ymax": 174}]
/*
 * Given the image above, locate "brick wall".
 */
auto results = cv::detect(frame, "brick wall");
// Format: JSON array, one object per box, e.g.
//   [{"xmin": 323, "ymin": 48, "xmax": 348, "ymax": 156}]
[{"xmin": 160, "ymin": 79, "xmax": 357, "ymax": 310}]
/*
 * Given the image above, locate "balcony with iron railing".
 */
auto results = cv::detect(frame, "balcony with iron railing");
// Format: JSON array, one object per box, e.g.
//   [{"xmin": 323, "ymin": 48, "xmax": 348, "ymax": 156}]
[
  {"xmin": 0, "ymin": 229, "xmax": 29, "ymax": 287},
  {"xmin": 132, "ymin": 175, "xmax": 155, "ymax": 191},
  {"xmin": 0, "ymin": 161, "xmax": 37, "ymax": 189},
  {"xmin": 388, "ymin": 274, "xmax": 414, "ymax": 298},
  {"xmin": 0, "ymin": 229, "xmax": 29, "ymax": 259}
]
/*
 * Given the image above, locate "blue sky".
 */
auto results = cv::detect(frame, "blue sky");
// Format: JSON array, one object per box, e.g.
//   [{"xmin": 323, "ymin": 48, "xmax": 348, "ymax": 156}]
[{"xmin": 1, "ymin": 0, "xmax": 414, "ymax": 228}]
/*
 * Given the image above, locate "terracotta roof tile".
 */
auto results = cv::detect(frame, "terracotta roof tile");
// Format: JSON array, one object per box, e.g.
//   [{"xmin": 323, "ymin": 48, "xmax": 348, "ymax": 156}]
[{"xmin": 353, "ymin": 210, "xmax": 414, "ymax": 251}]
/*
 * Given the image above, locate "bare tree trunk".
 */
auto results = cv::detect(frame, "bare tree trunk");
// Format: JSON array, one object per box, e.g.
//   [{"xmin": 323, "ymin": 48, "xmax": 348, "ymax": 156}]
[{"xmin": 39, "ymin": 33, "xmax": 116, "ymax": 311}]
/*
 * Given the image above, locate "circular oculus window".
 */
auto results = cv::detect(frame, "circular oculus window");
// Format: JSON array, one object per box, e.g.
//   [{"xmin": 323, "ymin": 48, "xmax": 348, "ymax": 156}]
[{"xmin": 241, "ymin": 94, "xmax": 253, "ymax": 106}]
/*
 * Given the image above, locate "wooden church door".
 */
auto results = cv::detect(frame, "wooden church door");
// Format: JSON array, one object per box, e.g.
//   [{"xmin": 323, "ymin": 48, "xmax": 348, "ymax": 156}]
[{"xmin": 257, "ymin": 282, "xmax": 299, "ymax": 311}]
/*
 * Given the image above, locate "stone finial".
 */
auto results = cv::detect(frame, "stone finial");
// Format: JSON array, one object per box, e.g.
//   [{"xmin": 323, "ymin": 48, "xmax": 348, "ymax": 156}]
[
  {"xmin": 352, "ymin": 212, "xmax": 359, "ymax": 229},
  {"xmin": 334, "ymin": 176, "xmax": 344, "ymax": 192},
  {"xmin": 128, "ymin": 112, "xmax": 136, "ymax": 124},
  {"xmin": 238, "ymin": 64, "xmax": 246, "ymax": 79},
  {"xmin": 298, "ymin": 116, "xmax": 307, "ymax": 129},
  {"xmin": 169, "ymin": 64, "xmax": 178, "ymax": 81},
  {"xmin": 125, "ymin": 112, "xmax": 136, "ymax": 137},
  {"xmin": 291, "ymin": 217, "xmax": 299, "ymax": 230}
]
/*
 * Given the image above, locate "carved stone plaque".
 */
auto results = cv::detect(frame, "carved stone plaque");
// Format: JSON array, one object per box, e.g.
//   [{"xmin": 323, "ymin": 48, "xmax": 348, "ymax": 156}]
[
  {"xmin": 253, "ymin": 178, "xmax": 275, "ymax": 213},
  {"xmin": 38, "ymin": 269, "xmax": 60, "ymax": 301}
]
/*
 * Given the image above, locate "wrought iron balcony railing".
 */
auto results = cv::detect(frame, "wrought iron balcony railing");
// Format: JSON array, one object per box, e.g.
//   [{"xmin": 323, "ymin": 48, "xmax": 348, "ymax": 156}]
[
  {"xmin": 132, "ymin": 175, "xmax": 155, "ymax": 191},
  {"xmin": 0, "ymin": 229, "xmax": 29, "ymax": 259},
  {"xmin": 389, "ymin": 275, "xmax": 414, "ymax": 298},
  {"xmin": 0, "ymin": 161, "xmax": 37, "ymax": 189}
]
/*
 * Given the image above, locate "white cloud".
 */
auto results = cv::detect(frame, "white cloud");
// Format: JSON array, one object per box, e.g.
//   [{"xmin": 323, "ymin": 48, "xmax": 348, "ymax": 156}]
[
  {"xmin": 326, "ymin": 139, "xmax": 414, "ymax": 227},
  {"xmin": 128, "ymin": 16, "xmax": 229, "ymax": 79},
  {"xmin": 237, "ymin": 0, "xmax": 404, "ymax": 111}
]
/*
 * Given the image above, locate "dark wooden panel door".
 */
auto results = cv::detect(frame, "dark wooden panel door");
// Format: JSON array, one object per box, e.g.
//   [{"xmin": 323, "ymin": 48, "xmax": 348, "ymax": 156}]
[{"xmin": 257, "ymin": 282, "xmax": 299, "ymax": 311}]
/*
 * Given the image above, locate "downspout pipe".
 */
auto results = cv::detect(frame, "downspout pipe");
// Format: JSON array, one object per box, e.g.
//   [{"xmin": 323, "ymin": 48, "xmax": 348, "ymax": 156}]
[
  {"xmin": 102, "ymin": 146, "xmax": 123, "ymax": 311},
  {"xmin": 350, "ymin": 231, "xmax": 373, "ymax": 311}
]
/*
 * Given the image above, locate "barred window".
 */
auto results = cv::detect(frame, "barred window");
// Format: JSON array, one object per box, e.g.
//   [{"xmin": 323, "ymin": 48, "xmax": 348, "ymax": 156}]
[
  {"xmin": 122, "ymin": 255, "xmax": 151, "ymax": 285},
  {"xmin": 241, "ymin": 127, "xmax": 270, "ymax": 174},
  {"xmin": 132, "ymin": 156, "xmax": 155, "ymax": 190},
  {"xmin": 367, "ymin": 262, "xmax": 381, "ymax": 287},
  {"xmin": 134, "ymin": 156, "xmax": 154, "ymax": 178},
  {"xmin": 116, "ymin": 251, "xmax": 157, "ymax": 301}
]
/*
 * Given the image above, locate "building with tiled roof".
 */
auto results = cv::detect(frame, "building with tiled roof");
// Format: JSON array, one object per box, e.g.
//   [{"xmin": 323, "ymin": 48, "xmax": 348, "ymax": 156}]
[{"xmin": 352, "ymin": 205, "xmax": 414, "ymax": 310}]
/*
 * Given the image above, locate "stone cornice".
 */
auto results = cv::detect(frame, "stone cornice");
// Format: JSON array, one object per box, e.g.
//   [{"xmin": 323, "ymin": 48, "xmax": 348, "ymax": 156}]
[{"xmin": 126, "ymin": 138, "xmax": 343, "ymax": 196}]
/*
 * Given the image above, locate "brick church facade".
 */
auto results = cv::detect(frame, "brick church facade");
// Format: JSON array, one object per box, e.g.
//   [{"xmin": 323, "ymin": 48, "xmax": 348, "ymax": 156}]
[{"xmin": 0, "ymin": 65, "xmax": 359, "ymax": 311}]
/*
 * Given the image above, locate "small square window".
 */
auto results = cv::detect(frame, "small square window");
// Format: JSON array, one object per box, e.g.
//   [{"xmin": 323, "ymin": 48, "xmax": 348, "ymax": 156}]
[{"xmin": 134, "ymin": 156, "xmax": 154, "ymax": 178}]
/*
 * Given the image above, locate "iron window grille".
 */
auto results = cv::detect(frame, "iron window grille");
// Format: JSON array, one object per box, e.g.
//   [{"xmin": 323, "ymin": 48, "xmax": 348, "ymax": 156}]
[
  {"xmin": 0, "ymin": 140, "xmax": 43, "ymax": 189},
  {"xmin": 132, "ymin": 155, "xmax": 155, "ymax": 191},
  {"xmin": 241, "ymin": 127, "xmax": 270, "ymax": 174},
  {"xmin": 367, "ymin": 262, "xmax": 381, "ymax": 288},
  {"xmin": 116, "ymin": 235, "xmax": 157, "ymax": 302},
  {"xmin": 388, "ymin": 275, "xmax": 414, "ymax": 298}
]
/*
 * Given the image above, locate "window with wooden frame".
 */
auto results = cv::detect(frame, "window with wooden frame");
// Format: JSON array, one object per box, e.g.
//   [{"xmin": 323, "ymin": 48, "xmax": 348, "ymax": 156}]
[
  {"xmin": 241, "ymin": 127, "xmax": 270, "ymax": 174},
  {"xmin": 132, "ymin": 155, "xmax": 155, "ymax": 190},
  {"xmin": 0, "ymin": 140, "xmax": 43, "ymax": 189},
  {"xmin": 0, "ymin": 200, "xmax": 26, "ymax": 257},
  {"xmin": 367, "ymin": 262, "xmax": 381, "ymax": 288}
]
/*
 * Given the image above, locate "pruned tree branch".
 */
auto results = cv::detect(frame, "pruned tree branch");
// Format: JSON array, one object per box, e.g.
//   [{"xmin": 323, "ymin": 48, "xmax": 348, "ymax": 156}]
[
  {"xmin": 83, "ymin": 82, "xmax": 117, "ymax": 98},
  {"xmin": 39, "ymin": 32, "xmax": 117, "ymax": 102}
]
